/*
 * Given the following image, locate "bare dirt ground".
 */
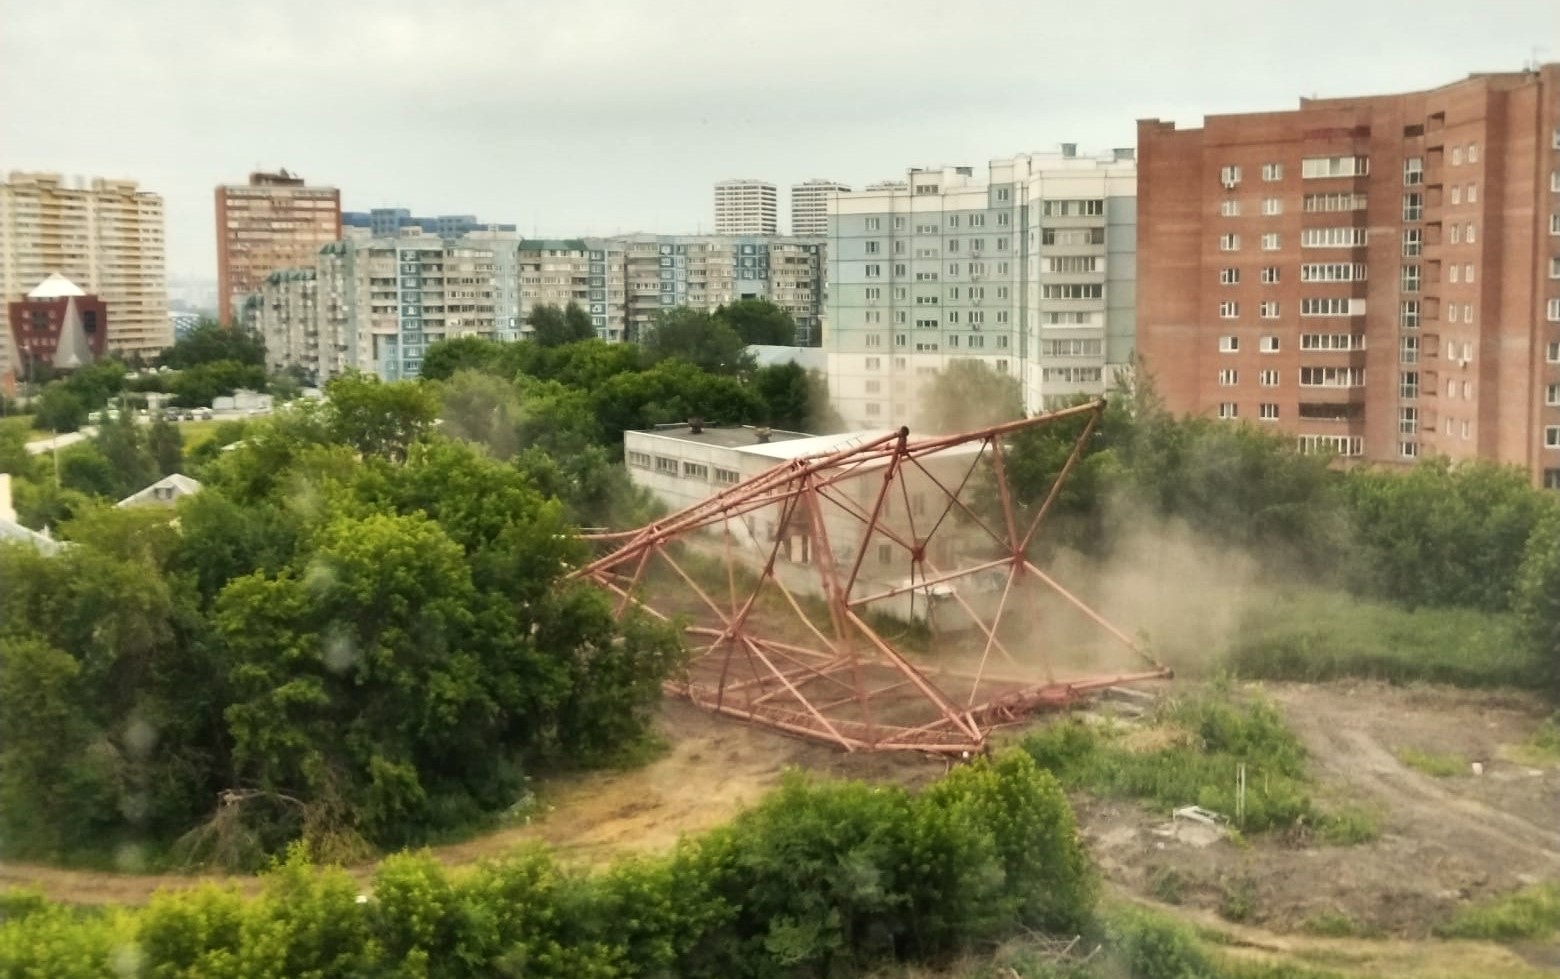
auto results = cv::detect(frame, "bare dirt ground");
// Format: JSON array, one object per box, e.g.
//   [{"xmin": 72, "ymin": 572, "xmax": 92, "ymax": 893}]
[
  {"xmin": 1083, "ymin": 680, "xmax": 1559, "ymax": 950},
  {"xmin": 3, "ymin": 677, "xmax": 1556, "ymax": 975}
]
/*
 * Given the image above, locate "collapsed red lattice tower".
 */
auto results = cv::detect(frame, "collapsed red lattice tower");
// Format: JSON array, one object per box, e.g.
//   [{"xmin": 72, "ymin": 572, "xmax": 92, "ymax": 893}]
[{"xmin": 571, "ymin": 399, "xmax": 1170, "ymax": 754}]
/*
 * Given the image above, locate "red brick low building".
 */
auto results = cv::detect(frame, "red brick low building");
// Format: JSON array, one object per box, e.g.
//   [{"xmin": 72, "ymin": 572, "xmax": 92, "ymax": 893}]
[
  {"xmin": 7, "ymin": 273, "xmax": 108, "ymax": 378},
  {"xmin": 1137, "ymin": 65, "xmax": 1560, "ymax": 489}
]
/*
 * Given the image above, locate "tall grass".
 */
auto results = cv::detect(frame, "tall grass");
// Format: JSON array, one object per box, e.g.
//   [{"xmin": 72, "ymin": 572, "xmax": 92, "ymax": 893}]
[
  {"xmin": 1021, "ymin": 683, "xmax": 1375, "ymax": 841},
  {"xmin": 1224, "ymin": 591, "xmax": 1535, "ymax": 689},
  {"xmin": 1437, "ymin": 884, "xmax": 1560, "ymax": 941}
]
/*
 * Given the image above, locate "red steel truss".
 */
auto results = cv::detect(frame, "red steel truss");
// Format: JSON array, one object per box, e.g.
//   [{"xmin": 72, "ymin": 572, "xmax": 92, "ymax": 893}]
[{"xmin": 571, "ymin": 399, "xmax": 1171, "ymax": 754}]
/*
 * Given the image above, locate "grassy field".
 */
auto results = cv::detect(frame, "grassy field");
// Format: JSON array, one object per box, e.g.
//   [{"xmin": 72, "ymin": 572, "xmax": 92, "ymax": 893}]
[
  {"xmin": 1222, "ymin": 590, "xmax": 1535, "ymax": 690},
  {"xmin": 175, "ymin": 418, "xmax": 228, "ymax": 454}
]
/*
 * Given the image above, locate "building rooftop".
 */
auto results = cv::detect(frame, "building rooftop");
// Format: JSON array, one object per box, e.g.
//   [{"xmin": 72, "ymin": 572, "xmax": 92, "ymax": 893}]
[
  {"xmin": 637, "ymin": 424, "xmax": 813, "ymax": 449},
  {"xmin": 26, "ymin": 273, "xmax": 86, "ymax": 299}
]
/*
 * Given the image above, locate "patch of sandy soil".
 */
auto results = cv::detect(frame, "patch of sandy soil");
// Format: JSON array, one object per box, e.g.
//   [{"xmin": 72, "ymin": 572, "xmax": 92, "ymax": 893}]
[{"xmin": 1082, "ymin": 680, "xmax": 1560, "ymax": 944}]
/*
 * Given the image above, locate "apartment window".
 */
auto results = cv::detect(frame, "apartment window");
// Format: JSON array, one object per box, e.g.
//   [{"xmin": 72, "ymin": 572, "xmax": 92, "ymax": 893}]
[
  {"xmin": 1399, "ymin": 300, "xmax": 1420, "ymax": 328},
  {"xmin": 1296, "ymin": 435, "xmax": 1364, "ymax": 457},
  {"xmin": 1299, "ymin": 366, "xmax": 1365, "ymax": 387},
  {"xmin": 865, "ymin": 240, "xmax": 880, "ymax": 254},
  {"xmin": 682, "ymin": 461, "xmax": 710, "ymax": 480},
  {"xmin": 1546, "ymin": 384, "xmax": 1560, "ymax": 406},
  {"xmin": 1402, "ymin": 193, "xmax": 1423, "ymax": 221},
  {"xmin": 1300, "ymin": 297, "xmax": 1357, "ymax": 316},
  {"xmin": 895, "ymin": 263, "xmax": 908, "ymax": 276},
  {"xmin": 1548, "ymin": 298, "xmax": 1560, "ymax": 321},
  {"xmin": 1400, "ymin": 336, "xmax": 1419, "ymax": 364},
  {"xmin": 1399, "ymin": 406, "xmax": 1418, "ymax": 435},
  {"xmin": 714, "ymin": 467, "xmax": 740, "ymax": 485},
  {"xmin": 865, "ymin": 332, "xmax": 882, "ymax": 347},
  {"xmin": 1040, "ymin": 366, "xmax": 1103, "ymax": 383},
  {"xmin": 1547, "ymin": 469, "xmax": 1560, "ymax": 490},
  {"xmin": 865, "ymin": 286, "xmax": 881, "ymax": 301},
  {"xmin": 865, "ymin": 217, "xmax": 880, "ymax": 230},
  {"xmin": 1259, "ymin": 301, "xmax": 1280, "ymax": 319},
  {"xmin": 1221, "ymin": 199, "xmax": 1242, "ymax": 217},
  {"xmin": 1463, "ymin": 303, "xmax": 1474, "ymax": 324},
  {"xmin": 1220, "ymin": 165, "xmax": 1242, "ymax": 186},
  {"xmin": 1260, "ymin": 335, "xmax": 1280, "ymax": 353},
  {"xmin": 1041, "ymin": 199, "xmax": 1104, "ymax": 216},
  {"xmin": 1547, "ymin": 427, "xmax": 1560, "ymax": 449},
  {"xmin": 865, "ymin": 356, "xmax": 881, "ymax": 369},
  {"xmin": 1552, "ymin": 213, "xmax": 1560, "ymax": 235},
  {"xmin": 1401, "ymin": 441, "xmax": 1420, "ymax": 459},
  {"xmin": 894, "ymin": 286, "xmax": 908, "ymax": 300},
  {"xmin": 1400, "ymin": 266, "xmax": 1421, "ymax": 292},
  {"xmin": 1301, "ymin": 155, "xmax": 1370, "ymax": 178},
  {"xmin": 1451, "ymin": 185, "xmax": 1462, "ymax": 205},
  {"xmin": 894, "ymin": 216, "xmax": 906, "ymax": 230},
  {"xmin": 1301, "ymin": 227, "xmax": 1368, "ymax": 248},
  {"xmin": 1219, "ymin": 301, "xmax": 1240, "ymax": 319},
  {"xmin": 1259, "ymin": 403, "xmax": 1279, "ymax": 420},
  {"xmin": 1452, "ymin": 146, "xmax": 1463, "ymax": 165},
  {"xmin": 1220, "ymin": 267, "xmax": 1241, "ymax": 285},
  {"xmin": 1219, "ymin": 233, "xmax": 1240, "ymax": 251},
  {"xmin": 1403, "ymin": 157, "xmax": 1424, "ymax": 185},
  {"xmin": 1261, "ymin": 162, "xmax": 1283, "ymax": 181},
  {"xmin": 1300, "ymin": 263, "xmax": 1368, "ymax": 282},
  {"xmin": 1218, "ymin": 402, "xmax": 1239, "ymax": 419},
  {"xmin": 1468, "ymin": 183, "xmax": 1478, "ymax": 203},
  {"xmin": 1400, "ymin": 371, "xmax": 1419, "ymax": 399},
  {"xmin": 1448, "ymin": 303, "xmax": 1460, "ymax": 323},
  {"xmin": 1552, "ymin": 169, "xmax": 1560, "ymax": 192},
  {"xmin": 1451, "ymin": 224, "xmax": 1462, "ymax": 245},
  {"xmin": 865, "ymin": 263, "xmax": 881, "ymax": 278},
  {"xmin": 1262, "ymin": 198, "xmax": 1283, "ymax": 216},
  {"xmin": 653, "ymin": 456, "xmax": 678, "ymax": 475},
  {"xmin": 1218, "ymin": 369, "xmax": 1238, "ymax": 386},
  {"xmin": 865, "ymin": 403, "xmax": 882, "ymax": 418},
  {"xmin": 1547, "ymin": 342, "xmax": 1560, "ymax": 363},
  {"xmin": 1260, "ymin": 232, "xmax": 1280, "ymax": 251},
  {"xmin": 1300, "ymin": 333, "xmax": 1366, "ymax": 351},
  {"xmin": 1043, "ymin": 283, "xmax": 1104, "ymax": 300},
  {"xmin": 1450, "ymin": 264, "xmax": 1460, "ymax": 284},
  {"xmin": 1219, "ymin": 335, "xmax": 1240, "ymax": 352},
  {"xmin": 1259, "ymin": 369, "xmax": 1280, "ymax": 387},
  {"xmin": 1467, "ymin": 143, "xmax": 1478, "ymax": 163},
  {"xmin": 1303, "ymin": 192, "xmax": 1367, "ymax": 212},
  {"xmin": 1261, "ymin": 266, "xmax": 1280, "ymax": 284},
  {"xmin": 626, "ymin": 450, "xmax": 652, "ymax": 469}
]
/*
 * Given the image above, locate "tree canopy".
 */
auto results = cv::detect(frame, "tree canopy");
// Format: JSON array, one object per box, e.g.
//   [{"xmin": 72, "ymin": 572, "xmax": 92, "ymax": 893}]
[
  {"xmin": 716, "ymin": 298, "xmax": 795, "ymax": 346},
  {"xmin": 641, "ymin": 308, "xmax": 752, "ymax": 374},
  {"xmin": 160, "ymin": 319, "xmax": 266, "ymax": 370}
]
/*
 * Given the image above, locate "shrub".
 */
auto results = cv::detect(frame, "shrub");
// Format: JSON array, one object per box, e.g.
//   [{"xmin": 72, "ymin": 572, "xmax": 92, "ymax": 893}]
[{"xmin": 1437, "ymin": 883, "xmax": 1560, "ymax": 941}]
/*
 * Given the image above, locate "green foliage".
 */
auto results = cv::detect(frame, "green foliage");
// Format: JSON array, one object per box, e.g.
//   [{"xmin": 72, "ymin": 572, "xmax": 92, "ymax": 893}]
[
  {"xmin": 148, "ymin": 412, "xmax": 186, "ymax": 475},
  {"xmin": 91, "ymin": 410, "xmax": 160, "ymax": 498},
  {"xmin": 915, "ymin": 359, "xmax": 1025, "ymax": 434},
  {"xmin": 716, "ymin": 298, "xmax": 795, "ymax": 346},
  {"xmin": 1437, "ymin": 883, "xmax": 1560, "ymax": 941},
  {"xmin": 1225, "ymin": 590, "xmax": 1535, "ymax": 689},
  {"xmin": 0, "ymin": 753, "xmax": 1096, "ymax": 978},
  {"xmin": 526, "ymin": 302, "xmax": 597, "ymax": 347},
  {"xmin": 168, "ymin": 360, "xmax": 268, "ymax": 408},
  {"xmin": 1514, "ymin": 508, "xmax": 1560, "ymax": 698},
  {"xmin": 750, "ymin": 362, "xmax": 842, "ymax": 432},
  {"xmin": 1300, "ymin": 908, "xmax": 1380, "ymax": 938},
  {"xmin": 1022, "ymin": 685, "xmax": 1352, "ymax": 837},
  {"xmin": 420, "ymin": 335, "xmax": 507, "ymax": 382},
  {"xmin": 31, "ymin": 383, "xmax": 88, "ymax": 432},
  {"xmin": 161, "ymin": 320, "xmax": 266, "ymax": 370},
  {"xmin": 640, "ymin": 307, "xmax": 753, "ymax": 374},
  {"xmin": 321, "ymin": 372, "xmax": 439, "ymax": 462}
]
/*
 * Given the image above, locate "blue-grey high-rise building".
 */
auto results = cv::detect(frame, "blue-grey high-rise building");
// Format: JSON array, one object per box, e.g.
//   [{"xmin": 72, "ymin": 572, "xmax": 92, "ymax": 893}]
[{"xmin": 342, "ymin": 208, "xmax": 516, "ymax": 239}]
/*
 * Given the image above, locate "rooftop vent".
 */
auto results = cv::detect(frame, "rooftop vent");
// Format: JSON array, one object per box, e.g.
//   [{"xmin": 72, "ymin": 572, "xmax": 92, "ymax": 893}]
[
  {"xmin": 688, "ymin": 416, "xmax": 704, "ymax": 434},
  {"xmin": 754, "ymin": 427, "xmax": 772, "ymax": 444},
  {"xmin": 1060, "ymin": 142, "xmax": 1078, "ymax": 158}
]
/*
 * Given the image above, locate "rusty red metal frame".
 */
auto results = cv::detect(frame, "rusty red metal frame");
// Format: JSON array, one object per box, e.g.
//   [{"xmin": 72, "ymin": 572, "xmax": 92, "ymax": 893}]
[{"xmin": 570, "ymin": 399, "xmax": 1171, "ymax": 754}]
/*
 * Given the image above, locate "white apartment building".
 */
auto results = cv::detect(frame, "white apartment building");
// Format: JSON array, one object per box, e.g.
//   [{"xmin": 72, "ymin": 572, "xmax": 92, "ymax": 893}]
[
  {"xmin": 250, "ymin": 229, "xmax": 518, "ymax": 381},
  {"xmin": 790, "ymin": 179, "xmax": 851, "ymax": 236},
  {"xmin": 826, "ymin": 148, "xmax": 1137, "ymax": 430},
  {"xmin": 714, "ymin": 179, "xmax": 778, "ymax": 236},
  {"xmin": 0, "ymin": 172, "xmax": 170, "ymax": 371}
]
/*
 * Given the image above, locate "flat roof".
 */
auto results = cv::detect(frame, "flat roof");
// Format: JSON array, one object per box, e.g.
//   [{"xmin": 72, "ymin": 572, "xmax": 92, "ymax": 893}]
[{"xmin": 634, "ymin": 425, "xmax": 813, "ymax": 449}]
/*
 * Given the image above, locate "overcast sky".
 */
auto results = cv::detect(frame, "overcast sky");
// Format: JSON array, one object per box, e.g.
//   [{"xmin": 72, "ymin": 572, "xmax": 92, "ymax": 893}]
[{"xmin": 2, "ymin": 0, "xmax": 1555, "ymax": 281}]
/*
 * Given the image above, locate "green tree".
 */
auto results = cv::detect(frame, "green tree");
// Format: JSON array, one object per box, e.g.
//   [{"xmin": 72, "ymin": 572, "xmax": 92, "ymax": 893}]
[
  {"xmin": 590, "ymin": 359, "xmax": 762, "ymax": 443},
  {"xmin": 437, "ymin": 369, "xmax": 525, "ymax": 460},
  {"xmin": 420, "ymin": 336, "xmax": 505, "ymax": 382},
  {"xmin": 716, "ymin": 298, "xmax": 795, "ymax": 346},
  {"xmin": 322, "ymin": 372, "xmax": 438, "ymax": 463},
  {"xmin": 147, "ymin": 413, "xmax": 186, "ymax": 475},
  {"xmin": 914, "ymin": 359, "xmax": 1024, "ymax": 434},
  {"xmin": 640, "ymin": 308, "xmax": 752, "ymax": 375},
  {"xmin": 161, "ymin": 320, "xmax": 266, "ymax": 370},
  {"xmin": 57, "ymin": 441, "xmax": 120, "ymax": 498},
  {"xmin": 1515, "ymin": 507, "xmax": 1560, "ymax": 696},
  {"xmin": 750, "ymin": 362, "xmax": 842, "ymax": 433},
  {"xmin": 31, "ymin": 384, "xmax": 87, "ymax": 433},
  {"xmin": 93, "ymin": 411, "xmax": 160, "ymax": 497},
  {"xmin": 169, "ymin": 360, "xmax": 267, "ymax": 408},
  {"xmin": 527, "ymin": 303, "xmax": 596, "ymax": 348}
]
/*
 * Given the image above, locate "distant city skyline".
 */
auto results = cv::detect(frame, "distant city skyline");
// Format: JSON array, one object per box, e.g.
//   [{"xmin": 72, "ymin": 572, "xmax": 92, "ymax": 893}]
[{"xmin": 1, "ymin": 0, "xmax": 1553, "ymax": 280}]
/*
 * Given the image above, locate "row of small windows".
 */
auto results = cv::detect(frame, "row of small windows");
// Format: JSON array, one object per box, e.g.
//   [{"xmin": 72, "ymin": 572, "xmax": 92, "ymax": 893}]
[
  {"xmin": 861, "ymin": 332, "xmax": 1012, "ymax": 349},
  {"xmin": 1217, "ymin": 367, "xmax": 1366, "ymax": 387},
  {"xmin": 628, "ymin": 451, "xmax": 741, "ymax": 485}
]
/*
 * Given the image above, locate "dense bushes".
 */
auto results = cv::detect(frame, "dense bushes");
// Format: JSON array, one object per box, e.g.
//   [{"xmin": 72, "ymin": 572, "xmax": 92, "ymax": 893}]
[
  {"xmin": 0, "ymin": 751, "xmax": 1095, "ymax": 979},
  {"xmin": 0, "ymin": 374, "xmax": 684, "ymax": 867}
]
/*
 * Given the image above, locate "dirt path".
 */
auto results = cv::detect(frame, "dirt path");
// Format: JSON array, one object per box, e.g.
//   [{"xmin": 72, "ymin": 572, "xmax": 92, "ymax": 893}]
[{"xmin": 0, "ymin": 700, "xmax": 933, "ymax": 906}]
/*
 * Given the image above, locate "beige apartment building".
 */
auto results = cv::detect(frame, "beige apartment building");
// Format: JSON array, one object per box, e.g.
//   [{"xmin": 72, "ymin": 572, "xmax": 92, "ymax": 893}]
[
  {"xmin": 216, "ymin": 170, "xmax": 340, "ymax": 322},
  {"xmin": 0, "ymin": 172, "xmax": 170, "ymax": 371}
]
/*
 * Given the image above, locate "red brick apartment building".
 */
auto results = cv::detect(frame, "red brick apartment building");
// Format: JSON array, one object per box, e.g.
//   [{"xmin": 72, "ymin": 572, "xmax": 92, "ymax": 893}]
[{"xmin": 1138, "ymin": 65, "xmax": 1560, "ymax": 488}]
